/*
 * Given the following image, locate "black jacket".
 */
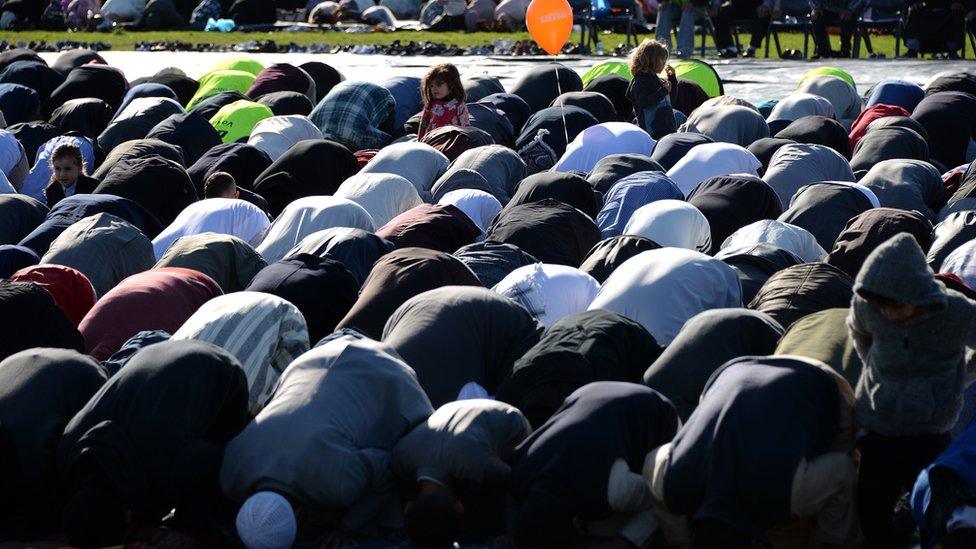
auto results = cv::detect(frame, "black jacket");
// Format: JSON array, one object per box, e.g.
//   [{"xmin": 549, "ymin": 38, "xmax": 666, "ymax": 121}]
[
  {"xmin": 44, "ymin": 175, "xmax": 99, "ymax": 208},
  {"xmin": 627, "ymin": 75, "xmax": 677, "ymax": 138}
]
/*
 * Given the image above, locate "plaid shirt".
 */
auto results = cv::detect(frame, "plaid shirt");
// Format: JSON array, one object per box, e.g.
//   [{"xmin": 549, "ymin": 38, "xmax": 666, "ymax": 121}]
[
  {"xmin": 190, "ymin": 0, "xmax": 222, "ymax": 27},
  {"xmin": 310, "ymin": 81, "xmax": 395, "ymax": 151}
]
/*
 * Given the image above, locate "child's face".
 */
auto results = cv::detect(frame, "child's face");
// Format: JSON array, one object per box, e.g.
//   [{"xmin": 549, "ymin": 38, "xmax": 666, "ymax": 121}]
[
  {"xmin": 431, "ymin": 80, "xmax": 450, "ymax": 100},
  {"xmin": 878, "ymin": 301, "xmax": 917, "ymax": 322},
  {"xmin": 52, "ymin": 157, "xmax": 80, "ymax": 188}
]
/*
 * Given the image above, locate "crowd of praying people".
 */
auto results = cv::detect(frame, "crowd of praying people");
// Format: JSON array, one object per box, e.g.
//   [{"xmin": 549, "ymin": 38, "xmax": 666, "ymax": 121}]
[{"xmin": 2, "ymin": 41, "xmax": 976, "ymax": 549}]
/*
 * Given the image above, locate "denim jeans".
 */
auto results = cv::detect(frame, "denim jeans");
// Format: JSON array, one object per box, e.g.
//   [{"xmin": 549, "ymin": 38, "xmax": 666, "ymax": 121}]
[{"xmin": 655, "ymin": 3, "xmax": 697, "ymax": 57}]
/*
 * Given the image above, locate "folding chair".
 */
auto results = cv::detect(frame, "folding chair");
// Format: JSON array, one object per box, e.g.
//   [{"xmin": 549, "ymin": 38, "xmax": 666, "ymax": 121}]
[
  {"xmin": 766, "ymin": 11, "xmax": 812, "ymax": 58},
  {"xmin": 586, "ymin": 0, "xmax": 640, "ymax": 51},
  {"xmin": 852, "ymin": 6, "xmax": 903, "ymax": 58}
]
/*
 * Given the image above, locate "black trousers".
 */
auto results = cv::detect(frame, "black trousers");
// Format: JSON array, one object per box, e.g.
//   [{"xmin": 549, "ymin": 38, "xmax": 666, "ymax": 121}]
[
  {"xmin": 811, "ymin": 9, "xmax": 856, "ymax": 56},
  {"xmin": 714, "ymin": 0, "xmax": 771, "ymax": 50},
  {"xmin": 857, "ymin": 431, "xmax": 951, "ymax": 549}
]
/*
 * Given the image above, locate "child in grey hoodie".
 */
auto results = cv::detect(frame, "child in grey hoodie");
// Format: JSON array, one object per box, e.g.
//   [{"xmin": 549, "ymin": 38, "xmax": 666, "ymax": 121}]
[{"xmin": 848, "ymin": 233, "xmax": 976, "ymax": 548}]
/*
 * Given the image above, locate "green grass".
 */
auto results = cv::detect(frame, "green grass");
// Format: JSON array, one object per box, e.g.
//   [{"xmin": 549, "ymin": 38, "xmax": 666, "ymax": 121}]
[{"xmin": 0, "ymin": 28, "xmax": 903, "ymax": 58}]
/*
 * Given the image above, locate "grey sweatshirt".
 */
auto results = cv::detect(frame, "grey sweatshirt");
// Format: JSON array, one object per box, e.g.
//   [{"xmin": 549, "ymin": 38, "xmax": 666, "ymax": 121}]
[
  {"xmin": 392, "ymin": 399, "xmax": 530, "ymax": 491},
  {"xmin": 848, "ymin": 233, "xmax": 976, "ymax": 437}
]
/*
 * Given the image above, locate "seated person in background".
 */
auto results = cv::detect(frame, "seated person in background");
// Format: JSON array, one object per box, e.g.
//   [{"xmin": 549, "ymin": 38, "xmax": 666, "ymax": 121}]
[
  {"xmin": 654, "ymin": 0, "xmax": 701, "ymax": 58},
  {"xmin": 44, "ymin": 143, "xmax": 99, "ymax": 208},
  {"xmin": 204, "ymin": 171, "xmax": 240, "ymax": 199},
  {"xmin": 627, "ymin": 39, "xmax": 678, "ymax": 139},
  {"xmin": 714, "ymin": 0, "xmax": 781, "ymax": 58},
  {"xmin": 393, "ymin": 399, "xmax": 531, "ymax": 546},
  {"xmin": 810, "ymin": 0, "xmax": 864, "ymax": 58},
  {"xmin": 902, "ymin": 0, "xmax": 974, "ymax": 58}
]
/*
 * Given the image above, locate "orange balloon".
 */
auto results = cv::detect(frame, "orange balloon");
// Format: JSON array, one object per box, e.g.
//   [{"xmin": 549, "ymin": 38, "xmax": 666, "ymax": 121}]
[{"xmin": 526, "ymin": 0, "xmax": 574, "ymax": 55}]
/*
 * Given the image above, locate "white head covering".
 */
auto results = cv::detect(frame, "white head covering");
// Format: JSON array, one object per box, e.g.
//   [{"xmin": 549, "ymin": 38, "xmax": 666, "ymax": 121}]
[
  {"xmin": 0, "ymin": 129, "xmax": 23, "ymax": 176},
  {"xmin": 152, "ymin": 198, "xmax": 271, "ymax": 260},
  {"xmin": 334, "ymin": 172, "xmax": 423, "ymax": 228},
  {"xmin": 492, "ymin": 263, "xmax": 601, "ymax": 329},
  {"xmin": 622, "ymin": 199, "xmax": 711, "ymax": 252},
  {"xmin": 666, "ymin": 142, "xmax": 762, "ymax": 196},
  {"xmin": 552, "ymin": 122, "xmax": 655, "ymax": 174},
  {"xmin": 172, "ymin": 292, "xmax": 310, "ymax": 413},
  {"xmin": 941, "ymin": 239, "xmax": 976, "ymax": 289},
  {"xmin": 763, "ymin": 143, "xmax": 856, "ymax": 209},
  {"xmin": 718, "ymin": 219, "xmax": 827, "ymax": 263},
  {"xmin": 256, "ymin": 196, "xmax": 375, "ymax": 263},
  {"xmin": 437, "ymin": 188, "xmax": 503, "ymax": 233},
  {"xmin": 236, "ymin": 491, "xmax": 297, "ymax": 549},
  {"xmin": 588, "ymin": 248, "xmax": 742, "ymax": 345},
  {"xmin": 247, "ymin": 115, "xmax": 324, "ymax": 161},
  {"xmin": 360, "ymin": 141, "xmax": 450, "ymax": 194},
  {"xmin": 767, "ymin": 93, "xmax": 836, "ymax": 124}
]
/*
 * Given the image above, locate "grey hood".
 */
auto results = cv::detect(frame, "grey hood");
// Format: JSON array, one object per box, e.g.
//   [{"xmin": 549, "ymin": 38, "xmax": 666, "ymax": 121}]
[{"xmin": 854, "ymin": 233, "xmax": 947, "ymax": 310}]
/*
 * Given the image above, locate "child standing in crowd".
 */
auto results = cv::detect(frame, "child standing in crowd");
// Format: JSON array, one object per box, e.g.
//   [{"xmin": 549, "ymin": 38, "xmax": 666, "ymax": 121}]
[
  {"xmin": 204, "ymin": 171, "xmax": 240, "ymax": 199},
  {"xmin": 627, "ymin": 39, "xmax": 678, "ymax": 139},
  {"xmin": 417, "ymin": 63, "xmax": 470, "ymax": 140},
  {"xmin": 44, "ymin": 143, "xmax": 98, "ymax": 208},
  {"xmin": 848, "ymin": 233, "xmax": 976, "ymax": 549}
]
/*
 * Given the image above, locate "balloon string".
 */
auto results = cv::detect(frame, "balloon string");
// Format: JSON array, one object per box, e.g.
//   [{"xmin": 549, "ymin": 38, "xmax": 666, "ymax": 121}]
[{"xmin": 554, "ymin": 63, "xmax": 569, "ymax": 152}]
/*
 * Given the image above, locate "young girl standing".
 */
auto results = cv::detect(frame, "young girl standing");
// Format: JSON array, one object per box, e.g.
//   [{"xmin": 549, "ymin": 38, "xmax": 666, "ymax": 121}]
[
  {"xmin": 417, "ymin": 64, "xmax": 470, "ymax": 140},
  {"xmin": 627, "ymin": 39, "xmax": 678, "ymax": 139},
  {"xmin": 44, "ymin": 144, "xmax": 99, "ymax": 208}
]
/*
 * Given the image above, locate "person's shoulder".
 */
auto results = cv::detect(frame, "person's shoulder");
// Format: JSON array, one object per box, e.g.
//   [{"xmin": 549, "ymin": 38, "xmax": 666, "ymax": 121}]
[
  {"xmin": 78, "ymin": 175, "xmax": 100, "ymax": 193},
  {"xmin": 945, "ymin": 289, "xmax": 976, "ymax": 316}
]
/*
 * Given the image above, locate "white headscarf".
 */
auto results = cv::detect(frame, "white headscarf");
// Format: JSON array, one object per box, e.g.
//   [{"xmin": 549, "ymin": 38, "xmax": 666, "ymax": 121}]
[
  {"xmin": 718, "ymin": 219, "xmax": 827, "ymax": 263},
  {"xmin": 666, "ymin": 142, "xmax": 762, "ymax": 196},
  {"xmin": 622, "ymin": 199, "xmax": 711, "ymax": 252},
  {"xmin": 152, "ymin": 198, "xmax": 272, "ymax": 260},
  {"xmin": 0, "ymin": 129, "xmax": 23, "ymax": 176},
  {"xmin": 588, "ymin": 248, "xmax": 742, "ymax": 345},
  {"xmin": 763, "ymin": 143, "xmax": 856, "ymax": 209},
  {"xmin": 172, "ymin": 291, "xmax": 310, "ymax": 413},
  {"xmin": 552, "ymin": 122, "xmax": 655, "ymax": 174},
  {"xmin": 767, "ymin": 93, "xmax": 836, "ymax": 124},
  {"xmin": 360, "ymin": 141, "xmax": 450, "ymax": 194},
  {"xmin": 256, "ymin": 196, "xmax": 375, "ymax": 262},
  {"xmin": 247, "ymin": 115, "xmax": 324, "ymax": 161},
  {"xmin": 492, "ymin": 263, "xmax": 601, "ymax": 329},
  {"xmin": 941, "ymin": 239, "xmax": 976, "ymax": 289},
  {"xmin": 334, "ymin": 172, "xmax": 423, "ymax": 228},
  {"xmin": 437, "ymin": 188, "xmax": 503, "ymax": 233}
]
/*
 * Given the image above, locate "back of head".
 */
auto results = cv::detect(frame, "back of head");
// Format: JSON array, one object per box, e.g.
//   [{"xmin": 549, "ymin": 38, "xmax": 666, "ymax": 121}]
[
  {"xmin": 630, "ymin": 39, "xmax": 668, "ymax": 76},
  {"xmin": 204, "ymin": 171, "xmax": 237, "ymax": 199},
  {"xmin": 236, "ymin": 491, "xmax": 297, "ymax": 549},
  {"xmin": 406, "ymin": 492, "xmax": 463, "ymax": 548},
  {"xmin": 62, "ymin": 483, "xmax": 128, "ymax": 548}
]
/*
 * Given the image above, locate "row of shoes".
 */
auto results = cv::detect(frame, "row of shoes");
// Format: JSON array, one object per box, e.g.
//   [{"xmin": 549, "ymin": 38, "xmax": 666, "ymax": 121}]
[{"xmin": 1, "ymin": 39, "xmax": 112, "ymax": 52}]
